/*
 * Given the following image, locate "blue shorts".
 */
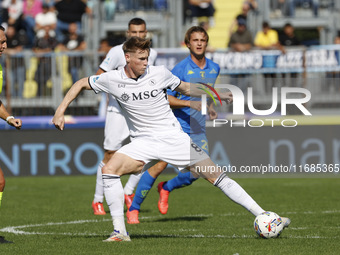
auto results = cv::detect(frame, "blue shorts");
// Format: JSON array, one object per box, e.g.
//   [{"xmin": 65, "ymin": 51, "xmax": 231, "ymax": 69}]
[{"xmin": 190, "ymin": 133, "xmax": 209, "ymax": 155}]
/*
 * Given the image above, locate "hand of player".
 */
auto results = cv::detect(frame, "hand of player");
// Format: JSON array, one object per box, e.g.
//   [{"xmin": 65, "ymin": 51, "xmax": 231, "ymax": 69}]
[
  {"xmin": 208, "ymin": 107, "xmax": 218, "ymax": 120},
  {"xmin": 220, "ymin": 92, "xmax": 233, "ymax": 104},
  {"xmin": 189, "ymin": 100, "xmax": 201, "ymax": 112},
  {"xmin": 7, "ymin": 118, "xmax": 22, "ymax": 130},
  {"xmin": 52, "ymin": 113, "xmax": 65, "ymax": 131}
]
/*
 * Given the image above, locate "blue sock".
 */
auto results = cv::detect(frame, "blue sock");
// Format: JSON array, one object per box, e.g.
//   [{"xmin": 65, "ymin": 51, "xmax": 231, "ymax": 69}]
[
  {"xmin": 163, "ymin": 171, "xmax": 198, "ymax": 192},
  {"xmin": 129, "ymin": 170, "xmax": 155, "ymax": 212}
]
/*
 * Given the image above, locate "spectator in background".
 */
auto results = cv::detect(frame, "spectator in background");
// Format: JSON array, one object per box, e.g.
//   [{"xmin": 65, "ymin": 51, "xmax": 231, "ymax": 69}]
[
  {"xmin": 254, "ymin": 21, "xmax": 284, "ymax": 93},
  {"xmin": 33, "ymin": 25, "xmax": 58, "ymax": 96},
  {"xmin": 35, "ymin": 2, "xmax": 57, "ymax": 39},
  {"xmin": 188, "ymin": 0, "xmax": 215, "ymax": 27},
  {"xmin": 279, "ymin": 22, "xmax": 300, "ymax": 46},
  {"xmin": 254, "ymin": 21, "xmax": 284, "ymax": 51},
  {"xmin": 54, "ymin": 0, "xmax": 91, "ymax": 42},
  {"xmin": 57, "ymin": 22, "xmax": 87, "ymax": 83},
  {"xmin": 1, "ymin": 0, "xmax": 24, "ymax": 30},
  {"xmin": 98, "ymin": 38, "xmax": 111, "ymax": 55},
  {"xmin": 22, "ymin": 0, "xmax": 43, "ymax": 48},
  {"xmin": 279, "ymin": 23, "xmax": 301, "ymax": 85},
  {"xmin": 288, "ymin": 0, "xmax": 319, "ymax": 17},
  {"xmin": 5, "ymin": 24, "xmax": 27, "ymax": 98},
  {"xmin": 228, "ymin": 18, "xmax": 253, "ymax": 92},
  {"xmin": 334, "ymin": 31, "xmax": 340, "ymax": 45},
  {"xmin": 229, "ymin": 0, "xmax": 257, "ymax": 36},
  {"xmin": 326, "ymin": 31, "xmax": 340, "ymax": 91},
  {"xmin": 228, "ymin": 18, "xmax": 253, "ymax": 52},
  {"xmin": 0, "ymin": 4, "xmax": 9, "ymax": 27}
]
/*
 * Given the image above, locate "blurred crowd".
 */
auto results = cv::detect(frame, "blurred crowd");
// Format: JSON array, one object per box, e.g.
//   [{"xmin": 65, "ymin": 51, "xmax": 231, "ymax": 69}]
[{"xmin": 1, "ymin": 0, "xmax": 339, "ymax": 99}]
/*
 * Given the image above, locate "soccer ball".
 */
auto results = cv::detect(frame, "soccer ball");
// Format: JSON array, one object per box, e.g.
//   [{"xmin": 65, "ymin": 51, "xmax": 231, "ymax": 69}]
[{"xmin": 254, "ymin": 211, "xmax": 283, "ymax": 239}]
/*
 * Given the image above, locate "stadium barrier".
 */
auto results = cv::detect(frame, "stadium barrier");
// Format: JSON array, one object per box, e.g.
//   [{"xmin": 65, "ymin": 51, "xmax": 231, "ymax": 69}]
[{"xmin": 2, "ymin": 45, "xmax": 340, "ymax": 115}]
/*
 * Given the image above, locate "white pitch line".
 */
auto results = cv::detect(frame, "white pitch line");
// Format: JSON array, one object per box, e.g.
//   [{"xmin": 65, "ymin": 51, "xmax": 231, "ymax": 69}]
[{"xmin": 1, "ymin": 211, "xmax": 339, "ymax": 237}]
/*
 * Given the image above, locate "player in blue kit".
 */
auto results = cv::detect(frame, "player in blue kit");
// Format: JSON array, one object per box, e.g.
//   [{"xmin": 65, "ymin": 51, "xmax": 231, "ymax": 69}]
[{"xmin": 126, "ymin": 26, "xmax": 220, "ymax": 223}]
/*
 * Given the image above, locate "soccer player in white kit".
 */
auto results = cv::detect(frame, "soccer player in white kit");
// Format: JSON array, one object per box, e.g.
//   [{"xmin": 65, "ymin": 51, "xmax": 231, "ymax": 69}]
[
  {"xmin": 53, "ymin": 37, "xmax": 291, "ymax": 242},
  {"xmin": 91, "ymin": 18, "xmax": 158, "ymax": 215}
]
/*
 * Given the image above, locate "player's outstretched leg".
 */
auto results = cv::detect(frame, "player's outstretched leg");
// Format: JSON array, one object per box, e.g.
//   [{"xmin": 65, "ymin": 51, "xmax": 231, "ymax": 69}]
[
  {"xmin": 212, "ymin": 172, "xmax": 265, "ymax": 216},
  {"xmin": 92, "ymin": 161, "xmax": 106, "ymax": 215},
  {"xmin": 127, "ymin": 161, "xmax": 168, "ymax": 224},
  {"xmin": 193, "ymin": 159, "xmax": 290, "ymax": 229},
  {"xmin": 123, "ymin": 173, "xmax": 142, "ymax": 210}
]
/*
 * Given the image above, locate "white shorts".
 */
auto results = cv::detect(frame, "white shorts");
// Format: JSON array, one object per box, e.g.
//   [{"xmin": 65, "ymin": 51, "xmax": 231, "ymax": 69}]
[
  {"xmin": 103, "ymin": 110, "xmax": 130, "ymax": 151},
  {"xmin": 117, "ymin": 131, "xmax": 209, "ymax": 171}
]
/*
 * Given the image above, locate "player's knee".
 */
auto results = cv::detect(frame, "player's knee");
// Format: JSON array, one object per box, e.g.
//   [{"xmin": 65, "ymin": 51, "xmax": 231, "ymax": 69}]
[
  {"xmin": 101, "ymin": 164, "xmax": 119, "ymax": 175},
  {"xmin": 149, "ymin": 162, "xmax": 167, "ymax": 177},
  {"xmin": 156, "ymin": 162, "xmax": 168, "ymax": 172}
]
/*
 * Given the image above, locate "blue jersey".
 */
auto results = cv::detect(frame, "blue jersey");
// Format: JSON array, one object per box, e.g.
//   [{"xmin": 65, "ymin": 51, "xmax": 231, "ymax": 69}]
[{"xmin": 168, "ymin": 55, "xmax": 220, "ymax": 135}]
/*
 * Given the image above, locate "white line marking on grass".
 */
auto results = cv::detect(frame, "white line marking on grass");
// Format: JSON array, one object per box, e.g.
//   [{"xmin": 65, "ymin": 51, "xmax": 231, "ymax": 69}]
[
  {"xmin": 1, "ymin": 211, "xmax": 339, "ymax": 237},
  {"xmin": 0, "ymin": 219, "xmax": 112, "ymax": 236},
  {"xmin": 283, "ymin": 210, "xmax": 340, "ymax": 215},
  {"xmin": 156, "ymin": 234, "xmax": 339, "ymax": 239}
]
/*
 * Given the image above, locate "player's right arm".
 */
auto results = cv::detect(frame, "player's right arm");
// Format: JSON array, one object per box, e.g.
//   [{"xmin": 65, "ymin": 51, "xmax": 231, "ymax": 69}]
[
  {"xmin": 168, "ymin": 95, "xmax": 201, "ymax": 112},
  {"xmin": 53, "ymin": 77, "xmax": 92, "ymax": 130},
  {"xmin": 0, "ymin": 100, "xmax": 22, "ymax": 129}
]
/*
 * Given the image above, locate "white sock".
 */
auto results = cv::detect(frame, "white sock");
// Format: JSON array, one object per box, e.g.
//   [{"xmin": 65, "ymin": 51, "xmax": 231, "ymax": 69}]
[
  {"xmin": 124, "ymin": 172, "xmax": 142, "ymax": 195},
  {"xmin": 93, "ymin": 161, "xmax": 105, "ymax": 203},
  {"xmin": 103, "ymin": 174, "xmax": 127, "ymax": 235},
  {"xmin": 214, "ymin": 173, "xmax": 265, "ymax": 216}
]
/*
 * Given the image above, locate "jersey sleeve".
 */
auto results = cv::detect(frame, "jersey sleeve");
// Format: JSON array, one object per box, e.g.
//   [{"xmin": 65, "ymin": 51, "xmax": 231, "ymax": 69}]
[
  {"xmin": 149, "ymin": 49, "xmax": 158, "ymax": 65},
  {"xmin": 88, "ymin": 72, "xmax": 112, "ymax": 95},
  {"xmin": 99, "ymin": 46, "xmax": 123, "ymax": 72},
  {"xmin": 162, "ymin": 66, "xmax": 181, "ymax": 91}
]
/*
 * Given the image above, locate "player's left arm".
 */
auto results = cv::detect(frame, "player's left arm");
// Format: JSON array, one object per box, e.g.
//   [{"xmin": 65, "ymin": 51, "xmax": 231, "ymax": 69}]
[
  {"xmin": 0, "ymin": 100, "xmax": 22, "ymax": 129},
  {"xmin": 52, "ymin": 77, "xmax": 91, "ymax": 130}
]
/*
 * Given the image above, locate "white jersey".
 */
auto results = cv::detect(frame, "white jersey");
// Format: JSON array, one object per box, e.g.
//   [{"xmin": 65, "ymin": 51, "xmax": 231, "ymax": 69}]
[
  {"xmin": 99, "ymin": 44, "xmax": 158, "ymax": 112},
  {"xmin": 89, "ymin": 65, "xmax": 182, "ymax": 138}
]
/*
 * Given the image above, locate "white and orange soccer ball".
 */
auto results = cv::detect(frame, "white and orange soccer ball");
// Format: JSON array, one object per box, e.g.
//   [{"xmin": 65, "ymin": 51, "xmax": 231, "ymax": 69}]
[{"xmin": 254, "ymin": 211, "xmax": 284, "ymax": 238}]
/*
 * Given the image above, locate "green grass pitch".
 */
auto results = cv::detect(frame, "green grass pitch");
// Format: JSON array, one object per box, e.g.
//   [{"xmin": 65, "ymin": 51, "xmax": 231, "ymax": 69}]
[{"xmin": 0, "ymin": 175, "xmax": 339, "ymax": 255}]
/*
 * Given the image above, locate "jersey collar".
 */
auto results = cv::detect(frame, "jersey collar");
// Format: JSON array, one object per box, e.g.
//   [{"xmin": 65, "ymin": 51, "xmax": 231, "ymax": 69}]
[
  {"xmin": 187, "ymin": 55, "xmax": 208, "ymax": 70},
  {"xmin": 121, "ymin": 65, "xmax": 149, "ymax": 81}
]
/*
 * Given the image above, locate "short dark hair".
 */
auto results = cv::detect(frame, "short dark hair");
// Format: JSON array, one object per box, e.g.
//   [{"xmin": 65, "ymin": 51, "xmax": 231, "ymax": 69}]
[
  {"xmin": 262, "ymin": 21, "xmax": 270, "ymax": 29},
  {"xmin": 123, "ymin": 36, "xmax": 151, "ymax": 54},
  {"xmin": 184, "ymin": 26, "xmax": 209, "ymax": 45},
  {"xmin": 0, "ymin": 25, "xmax": 5, "ymax": 32},
  {"xmin": 128, "ymin": 18, "xmax": 146, "ymax": 28},
  {"xmin": 284, "ymin": 23, "xmax": 293, "ymax": 29}
]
